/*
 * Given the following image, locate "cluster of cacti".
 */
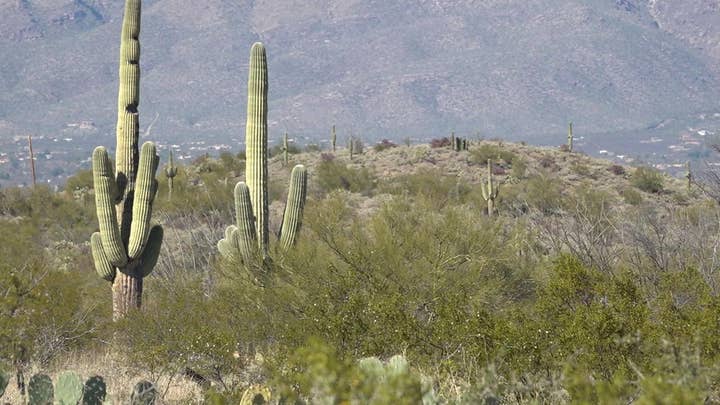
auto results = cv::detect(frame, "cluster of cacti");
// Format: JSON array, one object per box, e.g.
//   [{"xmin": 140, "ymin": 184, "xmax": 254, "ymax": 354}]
[
  {"xmin": 331, "ymin": 125, "xmax": 337, "ymax": 152},
  {"xmin": 567, "ymin": 121, "xmax": 574, "ymax": 152},
  {"xmin": 165, "ymin": 149, "xmax": 178, "ymax": 200},
  {"xmin": 357, "ymin": 355, "xmax": 437, "ymax": 405},
  {"xmin": 481, "ymin": 159, "xmax": 500, "ymax": 216},
  {"xmin": 89, "ymin": 0, "xmax": 163, "ymax": 319},
  {"xmin": 217, "ymin": 43, "xmax": 308, "ymax": 264},
  {"xmin": 349, "ymin": 136, "xmax": 363, "ymax": 160},
  {"xmin": 450, "ymin": 133, "xmax": 469, "ymax": 151},
  {"xmin": 1, "ymin": 371, "xmax": 159, "ymax": 405}
]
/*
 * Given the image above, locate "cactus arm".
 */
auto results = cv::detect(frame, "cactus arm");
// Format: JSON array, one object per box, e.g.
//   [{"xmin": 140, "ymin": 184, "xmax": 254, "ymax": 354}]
[
  {"xmin": 128, "ymin": 142, "xmax": 159, "ymax": 259},
  {"xmin": 279, "ymin": 165, "xmax": 308, "ymax": 250},
  {"xmin": 91, "ymin": 232, "xmax": 116, "ymax": 282},
  {"xmin": 245, "ymin": 42, "xmax": 269, "ymax": 254},
  {"xmin": 234, "ymin": 182, "xmax": 257, "ymax": 260},
  {"xmin": 138, "ymin": 224, "xmax": 163, "ymax": 277},
  {"xmin": 93, "ymin": 147, "xmax": 128, "ymax": 267},
  {"xmin": 218, "ymin": 225, "xmax": 240, "ymax": 260}
]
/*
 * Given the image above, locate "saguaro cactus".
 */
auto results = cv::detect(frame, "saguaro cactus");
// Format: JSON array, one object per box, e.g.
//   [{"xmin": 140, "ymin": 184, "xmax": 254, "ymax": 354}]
[
  {"xmin": 331, "ymin": 125, "xmax": 337, "ymax": 152},
  {"xmin": 282, "ymin": 132, "xmax": 289, "ymax": 166},
  {"xmin": 89, "ymin": 0, "xmax": 163, "ymax": 320},
  {"xmin": 217, "ymin": 43, "xmax": 308, "ymax": 264},
  {"xmin": 28, "ymin": 135, "xmax": 36, "ymax": 187},
  {"xmin": 165, "ymin": 150, "xmax": 178, "ymax": 199},
  {"xmin": 481, "ymin": 159, "xmax": 499, "ymax": 216},
  {"xmin": 567, "ymin": 122, "xmax": 573, "ymax": 152}
]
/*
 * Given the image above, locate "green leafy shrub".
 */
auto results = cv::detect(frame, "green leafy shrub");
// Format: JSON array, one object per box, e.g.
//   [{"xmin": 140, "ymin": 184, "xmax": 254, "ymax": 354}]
[
  {"xmin": 470, "ymin": 144, "xmax": 516, "ymax": 165},
  {"xmin": 632, "ymin": 166, "xmax": 664, "ymax": 193},
  {"xmin": 315, "ymin": 160, "xmax": 377, "ymax": 196}
]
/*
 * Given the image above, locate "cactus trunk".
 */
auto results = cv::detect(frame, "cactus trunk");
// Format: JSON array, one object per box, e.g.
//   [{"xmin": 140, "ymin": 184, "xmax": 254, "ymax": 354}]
[
  {"xmin": 27, "ymin": 135, "xmax": 36, "ymax": 187},
  {"xmin": 89, "ymin": 0, "xmax": 162, "ymax": 320},
  {"xmin": 567, "ymin": 122, "xmax": 573, "ymax": 152},
  {"xmin": 331, "ymin": 125, "xmax": 336, "ymax": 152},
  {"xmin": 246, "ymin": 42, "xmax": 270, "ymax": 256}
]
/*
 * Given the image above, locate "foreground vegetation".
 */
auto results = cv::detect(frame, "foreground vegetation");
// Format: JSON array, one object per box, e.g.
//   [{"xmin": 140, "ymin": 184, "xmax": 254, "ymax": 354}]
[{"xmin": 2, "ymin": 138, "xmax": 720, "ymax": 403}]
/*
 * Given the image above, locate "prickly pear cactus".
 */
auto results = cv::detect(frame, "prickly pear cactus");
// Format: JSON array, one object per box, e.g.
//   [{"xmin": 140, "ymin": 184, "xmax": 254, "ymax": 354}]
[
  {"xmin": 82, "ymin": 376, "xmax": 107, "ymax": 405},
  {"xmin": 28, "ymin": 374, "xmax": 53, "ymax": 405},
  {"xmin": 55, "ymin": 371, "xmax": 83, "ymax": 405},
  {"xmin": 0, "ymin": 369, "xmax": 8, "ymax": 398},
  {"xmin": 130, "ymin": 380, "xmax": 157, "ymax": 405},
  {"xmin": 239, "ymin": 384, "xmax": 271, "ymax": 405}
]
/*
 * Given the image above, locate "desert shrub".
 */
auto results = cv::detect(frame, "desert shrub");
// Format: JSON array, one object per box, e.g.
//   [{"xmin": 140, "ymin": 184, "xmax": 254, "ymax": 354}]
[
  {"xmin": 520, "ymin": 174, "xmax": 565, "ymax": 214},
  {"xmin": 608, "ymin": 164, "xmax": 626, "ymax": 175},
  {"xmin": 620, "ymin": 187, "xmax": 643, "ymax": 205},
  {"xmin": 315, "ymin": 160, "xmax": 376, "ymax": 196},
  {"xmin": 430, "ymin": 137, "xmax": 450, "ymax": 148},
  {"xmin": 632, "ymin": 166, "xmax": 664, "ymax": 193},
  {"xmin": 570, "ymin": 162, "xmax": 592, "ymax": 177},
  {"xmin": 269, "ymin": 143, "xmax": 301, "ymax": 158},
  {"xmin": 373, "ymin": 139, "xmax": 397, "ymax": 152},
  {"xmin": 305, "ymin": 144, "xmax": 321, "ymax": 153},
  {"xmin": 64, "ymin": 168, "xmax": 93, "ymax": 192},
  {"xmin": 470, "ymin": 144, "xmax": 516, "ymax": 165},
  {"xmin": 0, "ymin": 219, "xmax": 107, "ymax": 369},
  {"xmin": 511, "ymin": 158, "xmax": 527, "ymax": 178},
  {"xmin": 539, "ymin": 154, "xmax": 559, "ymax": 171},
  {"xmin": 380, "ymin": 169, "xmax": 469, "ymax": 209}
]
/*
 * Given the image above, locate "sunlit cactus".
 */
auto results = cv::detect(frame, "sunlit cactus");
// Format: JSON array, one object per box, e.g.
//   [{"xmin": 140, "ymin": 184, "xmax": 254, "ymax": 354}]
[
  {"xmin": 165, "ymin": 149, "xmax": 178, "ymax": 200},
  {"xmin": 217, "ymin": 43, "xmax": 308, "ymax": 265},
  {"xmin": 481, "ymin": 159, "xmax": 500, "ymax": 216},
  {"xmin": 89, "ymin": 0, "xmax": 163, "ymax": 319},
  {"xmin": 567, "ymin": 122, "xmax": 574, "ymax": 152}
]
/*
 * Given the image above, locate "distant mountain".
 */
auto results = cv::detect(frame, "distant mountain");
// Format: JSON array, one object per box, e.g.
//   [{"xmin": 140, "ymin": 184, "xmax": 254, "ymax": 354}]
[{"xmin": 0, "ymin": 0, "xmax": 719, "ymax": 160}]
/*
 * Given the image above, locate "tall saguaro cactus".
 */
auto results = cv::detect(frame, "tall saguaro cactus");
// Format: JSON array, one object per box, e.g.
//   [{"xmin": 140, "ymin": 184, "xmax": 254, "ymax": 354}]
[
  {"xmin": 331, "ymin": 125, "xmax": 337, "ymax": 152},
  {"xmin": 90, "ymin": 0, "xmax": 162, "ymax": 320},
  {"xmin": 481, "ymin": 159, "xmax": 499, "ymax": 216},
  {"xmin": 218, "ymin": 43, "xmax": 308, "ymax": 264},
  {"xmin": 165, "ymin": 150, "xmax": 178, "ymax": 199},
  {"xmin": 567, "ymin": 122, "xmax": 574, "ymax": 152}
]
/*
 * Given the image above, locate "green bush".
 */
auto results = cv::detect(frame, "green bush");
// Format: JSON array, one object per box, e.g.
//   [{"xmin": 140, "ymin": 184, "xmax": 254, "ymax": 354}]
[
  {"xmin": 315, "ymin": 160, "xmax": 377, "ymax": 196},
  {"xmin": 470, "ymin": 144, "xmax": 516, "ymax": 165},
  {"xmin": 632, "ymin": 166, "xmax": 664, "ymax": 193}
]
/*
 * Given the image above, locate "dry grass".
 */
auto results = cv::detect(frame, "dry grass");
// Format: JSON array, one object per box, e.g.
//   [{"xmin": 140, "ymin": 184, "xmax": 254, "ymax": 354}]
[{"xmin": 3, "ymin": 350, "xmax": 204, "ymax": 404}]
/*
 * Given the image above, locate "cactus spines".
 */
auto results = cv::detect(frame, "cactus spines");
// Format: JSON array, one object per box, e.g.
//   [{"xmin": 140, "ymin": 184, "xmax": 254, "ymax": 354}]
[
  {"xmin": 279, "ymin": 165, "xmax": 308, "ymax": 250},
  {"xmin": 218, "ymin": 43, "xmax": 308, "ymax": 264},
  {"xmin": 567, "ymin": 122, "xmax": 573, "ymax": 152},
  {"xmin": 56, "ymin": 371, "xmax": 83, "ymax": 405},
  {"xmin": 164, "ymin": 150, "xmax": 178, "ymax": 199},
  {"xmin": 481, "ymin": 159, "xmax": 499, "ymax": 216},
  {"xmin": 246, "ymin": 42, "xmax": 270, "ymax": 255},
  {"xmin": 131, "ymin": 380, "xmax": 157, "ymax": 405},
  {"xmin": 239, "ymin": 385, "xmax": 271, "ymax": 405},
  {"xmin": 28, "ymin": 374, "xmax": 53, "ymax": 405},
  {"xmin": 90, "ymin": 0, "xmax": 162, "ymax": 319},
  {"xmin": 82, "ymin": 376, "xmax": 106, "ymax": 405},
  {"xmin": 331, "ymin": 124, "xmax": 337, "ymax": 152},
  {"xmin": 282, "ymin": 132, "xmax": 289, "ymax": 166}
]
